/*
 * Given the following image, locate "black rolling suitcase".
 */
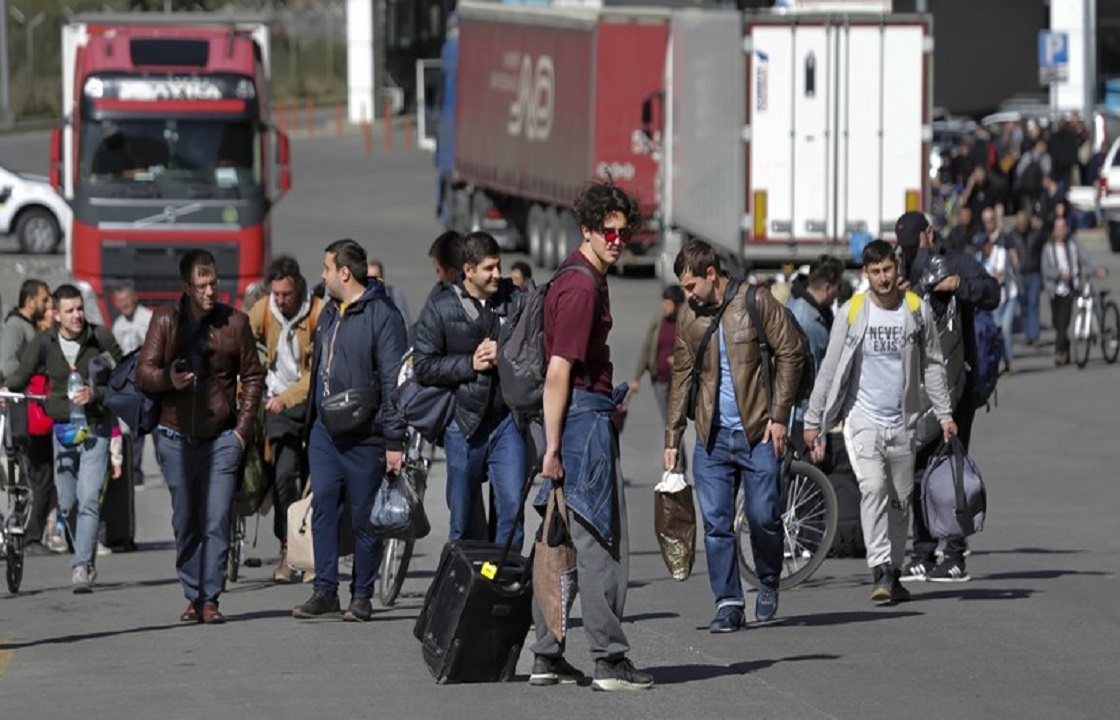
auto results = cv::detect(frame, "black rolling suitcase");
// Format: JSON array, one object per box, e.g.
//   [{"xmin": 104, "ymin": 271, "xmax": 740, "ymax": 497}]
[
  {"xmin": 101, "ymin": 433, "xmax": 137, "ymax": 551},
  {"xmin": 413, "ymin": 539, "xmax": 533, "ymax": 683}
]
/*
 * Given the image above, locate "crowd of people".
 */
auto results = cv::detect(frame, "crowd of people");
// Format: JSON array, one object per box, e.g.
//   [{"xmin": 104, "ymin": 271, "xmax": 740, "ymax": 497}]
[{"xmin": 0, "ymin": 172, "xmax": 1090, "ymax": 691}]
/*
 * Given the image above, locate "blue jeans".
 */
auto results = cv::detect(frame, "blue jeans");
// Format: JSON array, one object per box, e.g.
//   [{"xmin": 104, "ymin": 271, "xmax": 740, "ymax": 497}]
[
  {"xmin": 692, "ymin": 426, "xmax": 782, "ymax": 606},
  {"xmin": 54, "ymin": 427, "xmax": 111, "ymax": 569},
  {"xmin": 155, "ymin": 429, "xmax": 243, "ymax": 606},
  {"xmin": 993, "ymin": 298, "xmax": 1016, "ymax": 363},
  {"xmin": 443, "ymin": 413, "xmax": 526, "ymax": 551},
  {"xmin": 307, "ymin": 420, "xmax": 384, "ymax": 600},
  {"xmin": 1020, "ymin": 273, "xmax": 1042, "ymax": 343}
]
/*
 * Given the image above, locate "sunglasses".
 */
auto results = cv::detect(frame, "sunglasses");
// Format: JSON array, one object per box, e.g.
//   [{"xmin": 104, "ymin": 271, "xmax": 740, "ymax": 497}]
[{"xmin": 601, "ymin": 228, "xmax": 632, "ymax": 244}]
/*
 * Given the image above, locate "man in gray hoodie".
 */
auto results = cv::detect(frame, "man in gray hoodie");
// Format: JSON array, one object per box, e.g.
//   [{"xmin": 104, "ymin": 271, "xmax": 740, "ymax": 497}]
[{"xmin": 804, "ymin": 241, "xmax": 956, "ymax": 603}]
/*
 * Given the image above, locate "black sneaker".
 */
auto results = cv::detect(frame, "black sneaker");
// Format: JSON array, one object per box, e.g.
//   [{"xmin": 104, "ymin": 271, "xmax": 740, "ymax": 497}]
[
  {"xmin": 708, "ymin": 605, "xmax": 746, "ymax": 633},
  {"xmin": 900, "ymin": 557, "xmax": 934, "ymax": 582},
  {"xmin": 529, "ymin": 655, "xmax": 586, "ymax": 686},
  {"xmin": 889, "ymin": 567, "xmax": 911, "ymax": 603},
  {"xmin": 755, "ymin": 585, "xmax": 779, "ymax": 623},
  {"xmin": 343, "ymin": 598, "xmax": 374, "ymax": 622},
  {"xmin": 292, "ymin": 590, "xmax": 341, "ymax": 619},
  {"xmin": 591, "ymin": 657, "xmax": 654, "ymax": 692},
  {"xmin": 870, "ymin": 563, "xmax": 892, "ymax": 603},
  {"xmin": 927, "ymin": 557, "xmax": 970, "ymax": 583}
]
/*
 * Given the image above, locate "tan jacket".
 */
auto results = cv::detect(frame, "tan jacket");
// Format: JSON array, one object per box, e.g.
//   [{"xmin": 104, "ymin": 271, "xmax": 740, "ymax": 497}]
[
  {"xmin": 666, "ymin": 283, "xmax": 804, "ymax": 449},
  {"xmin": 247, "ymin": 294, "xmax": 323, "ymax": 410}
]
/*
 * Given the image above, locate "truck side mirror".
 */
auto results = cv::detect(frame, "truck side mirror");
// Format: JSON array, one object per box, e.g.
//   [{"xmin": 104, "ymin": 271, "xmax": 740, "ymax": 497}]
[{"xmin": 49, "ymin": 125, "xmax": 63, "ymax": 192}]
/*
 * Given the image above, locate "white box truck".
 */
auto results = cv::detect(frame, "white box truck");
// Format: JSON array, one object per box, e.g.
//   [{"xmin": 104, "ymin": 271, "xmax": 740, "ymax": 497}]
[{"xmin": 657, "ymin": 9, "xmax": 932, "ymax": 273}]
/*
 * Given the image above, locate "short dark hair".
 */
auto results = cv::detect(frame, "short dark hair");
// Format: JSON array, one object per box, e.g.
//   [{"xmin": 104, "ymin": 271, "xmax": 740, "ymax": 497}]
[
  {"xmin": 180, "ymin": 249, "xmax": 217, "ymax": 282},
  {"xmin": 808, "ymin": 255, "xmax": 845, "ymax": 289},
  {"xmin": 461, "ymin": 231, "xmax": 501, "ymax": 268},
  {"xmin": 368, "ymin": 259, "xmax": 385, "ymax": 277},
  {"xmin": 574, "ymin": 182, "xmax": 641, "ymax": 234},
  {"xmin": 325, "ymin": 239, "xmax": 368, "ymax": 282},
  {"xmin": 861, "ymin": 239, "xmax": 897, "ymax": 267},
  {"xmin": 53, "ymin": 284, "xmax": 83, "ymax": 304},
  {"xmin": 673, "ymin": 238, "xmax": 723, "ymax": 279},
  {"xmin": 266, "ymin": 254, "xmax": 306, "ymax": 296},
  {"xmin": 510, "ymin": 261, "xmax": 532, "ymax": 280},
  {"xmin": 18, "ymin": 279, "xmax": 48, "ymax": 309},
  {"xmin": 429, "ymin": 230, "xmax": 463, "ymax": 271},
  {"xmin": 662, "ymin": 284, "xmax": 685, "ymax": 305}
]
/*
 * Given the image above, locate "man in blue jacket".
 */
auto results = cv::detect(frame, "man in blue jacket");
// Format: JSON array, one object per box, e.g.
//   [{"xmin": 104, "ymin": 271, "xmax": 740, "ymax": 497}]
[
  {"xmin": 413, "ymin": 231, "xmax": 525, "ymax": 550},
  {"xmin": 293, "ymin": 239, "xmax": 407, "ymax": 622}
]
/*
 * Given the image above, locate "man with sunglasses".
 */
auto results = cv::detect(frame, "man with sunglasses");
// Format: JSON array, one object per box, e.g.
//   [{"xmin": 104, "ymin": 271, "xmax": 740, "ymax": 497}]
[
  {"xmin": 2, "ymin": 284, "xmax": 122, "ymax": 592},
  {"xmin": 137, "ymin": 250, "xmax": 265, "ymax": 623},
  {"xmin": 528, "ymin": 183, "xmax": 653, "ymax": 692}
]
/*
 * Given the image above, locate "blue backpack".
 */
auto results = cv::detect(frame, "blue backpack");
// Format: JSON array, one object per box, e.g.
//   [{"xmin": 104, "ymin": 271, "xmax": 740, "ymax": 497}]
[
  {"xmin": 104, "ymin": 349, "xmax": 162, "ymax": 435},
  {"xmin": 971, "ymin": 309, "xmax": 1004, "ymax": 408}
]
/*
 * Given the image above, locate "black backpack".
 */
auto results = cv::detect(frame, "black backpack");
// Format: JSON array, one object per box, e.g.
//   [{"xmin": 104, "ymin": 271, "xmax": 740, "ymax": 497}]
[
  {"xmin": 496, "ymin": 263, "xmax": 598, "ymax": 421},
  {"xmin": 744, "ymin": 285, "xmax": 815, "ymax": 413},
  {"xmin": 104, "ymin": 349, "xmax": 162, "ymax": 435}
]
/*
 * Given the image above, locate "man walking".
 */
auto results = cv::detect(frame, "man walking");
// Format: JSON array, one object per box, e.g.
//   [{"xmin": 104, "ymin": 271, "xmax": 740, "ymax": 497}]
[
  {"xmin": 804, "ymin": 240, "xmax": 956, "ymax": 602},
  {"xmin": 528, "ymin": 183, "xmax": 652, "ymax": 692},
  {"xmin": 3, "ymin": 284, "xmax": 122, "ymax": 591},
  {"xmin": 137, "ymin": 251, "xmax": 265, "ymax": 623},
  {"xmin": 367, "ymin": 259, "xmax": 413, "ymax": 345},
  {"xmin": 293, "ymin": 239, "xmax": 407, "ymax": 623},
  {"xmin": 110, "ymin": 283, "xmax": 153, "ymax": 484},
  {"xmin": 413, "ymin": 231, "xmax": 525, "ymax": 549},
  {"xmin": 248, "ymin": 255, "xmax": 322, "ymax": 582},
  {"xmin": 665, "ymin": 239, "xmax": 804, "ymax": 632},
  {"xmin": 0, "ymin": 279, "xmax": 55, "ymax": 556}
]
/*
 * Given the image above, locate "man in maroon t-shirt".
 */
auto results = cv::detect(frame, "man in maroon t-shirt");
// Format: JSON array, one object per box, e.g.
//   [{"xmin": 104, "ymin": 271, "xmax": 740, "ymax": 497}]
[{"xmin": 527, "ymin": 183, "xmax": 653, "ymax": 693}]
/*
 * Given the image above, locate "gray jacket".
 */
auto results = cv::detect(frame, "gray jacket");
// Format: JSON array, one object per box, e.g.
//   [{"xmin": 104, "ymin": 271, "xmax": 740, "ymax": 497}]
[
  {"xmin": 0, "ymin": 312, "xmax": 38, "ymax": 383},
  {"xmin": 804, "ymin": 291, "xmax": 953, "ymax": 435}
]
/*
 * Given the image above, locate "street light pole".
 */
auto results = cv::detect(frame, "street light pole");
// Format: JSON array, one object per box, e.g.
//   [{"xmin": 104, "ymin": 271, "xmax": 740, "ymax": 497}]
[{"xmin": 0, "ymin": 0, "xmax": 12, "ymax": 128}]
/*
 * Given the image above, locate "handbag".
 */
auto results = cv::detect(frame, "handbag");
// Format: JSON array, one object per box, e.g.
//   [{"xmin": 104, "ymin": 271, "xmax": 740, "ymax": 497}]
[
  {"xmin": 286, "ymin": 482, "xmax": 315, "ymax": 573},
  {"xmin": 653, "ymin": 471, "xmax": 696, "ymax": 581},
  {"xmin": 532, "ymin": 486, "xmax": 578, "ymax": 643},
  {"xmin": 369, "ymin": 471, "xmax": 431, "ymax": 540},
  {"xmin": 319, "ymin": 385, "xmax": 379, "ymax": 436}
]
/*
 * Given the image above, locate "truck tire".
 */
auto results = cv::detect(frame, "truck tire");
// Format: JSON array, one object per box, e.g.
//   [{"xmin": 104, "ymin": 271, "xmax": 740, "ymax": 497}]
[
  {"xmin": 16, "ymin": 207, "xmax": 61, "ymax": 254},
  {"xmin": 1109, "ymin": 222, "xmax": 1120, "ymax": 253},
  {"xmin": 543, "ymin": 207, "xmax": 561, "ymax": 270},
  {"xmin": 558, "ymin": 210, "xmax": 579, "ymax": 267},
  {"xmin": 528, "ymin": 204, "xmax": 546, "ymax": 266}
]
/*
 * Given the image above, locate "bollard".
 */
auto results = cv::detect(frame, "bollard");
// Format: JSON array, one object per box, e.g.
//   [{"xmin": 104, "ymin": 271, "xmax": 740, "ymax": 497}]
[
  {"xmin": 276, "ymin": 104, "xmax": 286, "ymax": 133},
  {"xmin": 290, "ymin": 101, "xmax": 300, "ymax": 133},
  {"xmin": 335, "ymin": 102, "xmax": 344, "ymax": 136},
  {"xmin": 307, "ymin": 100, "xmax": 315, "ymax": 139},
  {"xmin": 383, "ymin": 98, "xmax": 392, "ymax": 152}
]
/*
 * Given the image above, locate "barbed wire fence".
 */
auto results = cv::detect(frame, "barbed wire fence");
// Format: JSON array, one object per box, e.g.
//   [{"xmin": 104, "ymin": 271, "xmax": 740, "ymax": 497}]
[{"xmin": 5, "ymin": 0, "xmax": 346, "ymax": 123}]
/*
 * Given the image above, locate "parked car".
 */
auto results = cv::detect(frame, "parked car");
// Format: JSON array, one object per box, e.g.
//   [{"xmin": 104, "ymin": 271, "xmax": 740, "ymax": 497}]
[
  {"xmin": 1096, "ymin": 136, "xmax": 1120, "ymax": 252},
  {"xmin": 0, "ymin": 164, "xmax": 69, "ymax": 253}
]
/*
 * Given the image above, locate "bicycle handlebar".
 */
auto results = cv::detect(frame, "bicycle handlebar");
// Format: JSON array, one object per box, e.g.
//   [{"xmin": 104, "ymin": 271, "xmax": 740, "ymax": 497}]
[{"xmin": 0, "ymin": 391, "xmax": 48, "ymax": 403}]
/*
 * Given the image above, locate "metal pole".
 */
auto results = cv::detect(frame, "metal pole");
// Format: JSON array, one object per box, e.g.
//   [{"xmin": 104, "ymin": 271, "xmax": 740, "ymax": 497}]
[
  {"xmin": 1085, "ymin": 0, "xmax": 1097, "ymax": 122},
  {"xmin": 0, "ymin": 0, "xmax": 11, "ymax": 128}
]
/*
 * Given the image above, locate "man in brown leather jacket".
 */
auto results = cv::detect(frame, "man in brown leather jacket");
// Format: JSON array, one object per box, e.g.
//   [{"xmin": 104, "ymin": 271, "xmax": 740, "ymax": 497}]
[
  {"xmin": 664, "ymin": 239, "xmax": 804, "ymax": 633},
  {"xmin": 137, "ymin": 250, "xmax": 265, "ymax": 624}
]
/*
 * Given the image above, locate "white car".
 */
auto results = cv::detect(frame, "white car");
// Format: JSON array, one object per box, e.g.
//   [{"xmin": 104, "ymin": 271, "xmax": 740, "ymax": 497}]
[
  {"xmin": 0, "ymin": 165, "xmax": 70, "ymax": 254},
  {"xmin": 1097, "ymin": 137, "xmax": 1120, "ymax": 252}
]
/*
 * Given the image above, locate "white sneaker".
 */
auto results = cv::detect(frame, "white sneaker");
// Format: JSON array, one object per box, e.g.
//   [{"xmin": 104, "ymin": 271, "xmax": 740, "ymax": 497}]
[{"xmin": 71, "ymin": 565, "xmax": 94, "ymax": 594}]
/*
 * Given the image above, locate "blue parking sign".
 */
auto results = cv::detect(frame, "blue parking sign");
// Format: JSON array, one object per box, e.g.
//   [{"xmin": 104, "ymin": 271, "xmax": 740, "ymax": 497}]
[{"xmin": 1039, "ymin": 30, "xmax": 1069, "ymax": 84}]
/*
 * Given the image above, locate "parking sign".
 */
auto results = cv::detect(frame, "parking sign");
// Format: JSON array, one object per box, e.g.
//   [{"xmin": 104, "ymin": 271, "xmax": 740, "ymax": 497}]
[{"xmin": 1039, "ymin": 30, "xmax": 1069, "ymax": 85}]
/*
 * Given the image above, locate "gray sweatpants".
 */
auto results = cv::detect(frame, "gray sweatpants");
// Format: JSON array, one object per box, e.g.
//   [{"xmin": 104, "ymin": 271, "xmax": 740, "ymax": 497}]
[
  {"xmin": 842, "ymin": 409, "xmax": 914, "ymax": 570},
  {"xmin": 531, "ymin": 454, "xmax": 630, "ymax": 663}
]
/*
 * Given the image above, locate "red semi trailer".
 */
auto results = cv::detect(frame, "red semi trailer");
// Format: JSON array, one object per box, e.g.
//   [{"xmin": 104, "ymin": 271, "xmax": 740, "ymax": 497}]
[{"xmin": 436, "ymin": 2, "xmax": 669, "ymax": 272}]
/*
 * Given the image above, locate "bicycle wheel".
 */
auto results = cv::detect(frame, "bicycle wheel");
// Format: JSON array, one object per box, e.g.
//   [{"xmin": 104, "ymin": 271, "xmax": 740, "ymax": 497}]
[
  {"xmin": 1101, "ymin": 302, "xmax": 1120, "ymax": 364},
  {"xmin": 1073, "ymin": 306, "xmax": 1093, "ymax": 369},
  {"xmin": 378, "ymin": 537, "xmax": 415, "ymax": 607},
  {"xmin": 6, "ymin": 533, "xmax": 24, "ymax": 593},
  {"xmin": 738, "ymin": 459, "xmax": 838, "ymax": 591},
  {"xmin": 226, "ymin": 516, "xmax": 242, "ymax": 583}
]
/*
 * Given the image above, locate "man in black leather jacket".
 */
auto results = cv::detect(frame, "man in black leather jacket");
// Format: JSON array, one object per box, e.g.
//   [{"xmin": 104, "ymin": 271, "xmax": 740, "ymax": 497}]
[
  {"xmin": 895, "ymin": 211, "xmax": 1000, "ymax": 584},
  {"xmin": 413, "ymin": 232, "xmax": 526, "ymax": 550}
]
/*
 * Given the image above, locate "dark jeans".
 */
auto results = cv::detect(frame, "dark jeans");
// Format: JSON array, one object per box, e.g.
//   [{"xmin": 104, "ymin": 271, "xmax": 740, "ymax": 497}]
[
  {"xmin": 443, "ymin": 413, "xmax": 526, "ymax": 551},
  {"xmin": 23, "ymin": 434, "xmax": 56, "ymax": 545},
  {"xmin": 155, "ymin": 429, "xmax": 243, "ymax": 606},
  {"xmin": 911, "ymin": 396, "xmax": 977, "ymax": 562},
  {"xmin": 1020, "ymin": 273, "xmax": 1043, "ymax": 343},
  {"xmin": 307, "ymin": 420, "xmax": 384, "ymax": 600},
  {"xmin": 692, "ymin": 426, "xmax": 782, "ymax": 604},
  {"xmin": 1051, "ymin": 293, "xmax": 1074, "ymax": 354},
  {"xmin": 129, "ymin": 433, "xmax": 145, "ymax": 486},
  {"xmin": 269, "ymin": 433, "xmax": 304, "ymax": 543}
]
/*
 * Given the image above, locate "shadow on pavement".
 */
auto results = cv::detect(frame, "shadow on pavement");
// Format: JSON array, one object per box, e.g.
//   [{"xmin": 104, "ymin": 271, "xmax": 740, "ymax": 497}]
[
  {"xmin": 624, "ymin": 611, "xmax": 680, "ymax": 622},
  {"xmin": 773, "ymin": 610, "xmax": 923, "ymax": 628},
  {"xmin": 971, "ymin": 547, "xmax": 1086, "ymax": 556},
  {"xmin": 0, "ymin": 577, "xmax": 181, "ymax": 599},
  {"xmin": 916, "ymin": 587, "xmax": 1035, "ymax": 601},
  {"xmin": 651, "ymin": 653, "xmax": 841, "ymax": 685},
  {"xmin": 0, "ymin": 622, "xmax": 192, "ymax": 649},
  {"xmin": 981, "ymin": 569, "xmax": 1108, "ymax": 581}
]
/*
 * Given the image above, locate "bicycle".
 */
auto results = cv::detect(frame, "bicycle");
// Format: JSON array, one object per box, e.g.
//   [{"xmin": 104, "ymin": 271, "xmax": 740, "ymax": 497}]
[
  {"xmin": 736, "ymin": 441, "xmax": 838, "ymax": 591},
  {"xmin": 1072, "ymin": 275, "xmax": 1120, "ymax": 369},
  {"xmin": 377, "ymin": 428, "xmax": 430, "ymax": 606},
  {"xmin": 0, "ymin": 390, "xmax": 47, "ymax": 594},
  {"xmin": 227, "ymin": 514, "xmax": 247, "ymax": 583}
]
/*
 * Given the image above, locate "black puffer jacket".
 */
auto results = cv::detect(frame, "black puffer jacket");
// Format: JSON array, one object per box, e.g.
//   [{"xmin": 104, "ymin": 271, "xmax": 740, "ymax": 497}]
[{"xmin": 413, "ymin": 279, "xmax": 520, "ymax": 439}]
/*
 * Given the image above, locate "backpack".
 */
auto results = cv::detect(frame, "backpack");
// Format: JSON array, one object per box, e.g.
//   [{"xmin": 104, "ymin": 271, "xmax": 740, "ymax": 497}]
[
  {"xmin": 496, "ymin": 263, "xmax": 599, "ymax": 420},
  {"xmin": 1018, "ymin": 158, "xmax": 1043, "ymax": 197},
  {"xmin": 920, "ymin": 436, "xmax": 986, "ymax": 538},
  {"xmin": 104, "ymin": 349, "xmax": 162, "ymax": 436},
  {"xmin": 970, "ymin": 308, "xmax": 1004, "ymax": 408},
  {"xmin": 744, "ymin": 284, "xmax": 816, "ymax": 411}
]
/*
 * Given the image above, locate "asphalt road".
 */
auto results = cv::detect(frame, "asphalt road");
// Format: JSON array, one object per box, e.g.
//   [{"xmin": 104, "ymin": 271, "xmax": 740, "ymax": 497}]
[{"xmin": 1, "ymin": 131, "xmax": 1118, "ymax": 719}]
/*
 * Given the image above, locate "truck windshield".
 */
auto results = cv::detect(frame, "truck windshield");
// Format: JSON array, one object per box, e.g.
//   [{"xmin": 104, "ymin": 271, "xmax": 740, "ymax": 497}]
[{"xmin": 79, "ymin": 119, "xmax": 260, "ymax": 196}]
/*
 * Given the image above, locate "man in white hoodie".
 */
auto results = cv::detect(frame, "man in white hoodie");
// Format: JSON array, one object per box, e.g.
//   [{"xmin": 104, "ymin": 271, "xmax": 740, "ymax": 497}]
[{"xmin": 249, "ymin": 256, "xmax": 323, "ymax": 582}]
